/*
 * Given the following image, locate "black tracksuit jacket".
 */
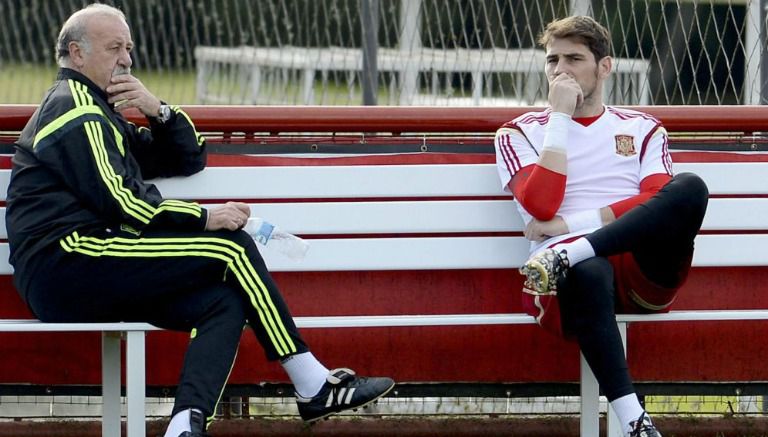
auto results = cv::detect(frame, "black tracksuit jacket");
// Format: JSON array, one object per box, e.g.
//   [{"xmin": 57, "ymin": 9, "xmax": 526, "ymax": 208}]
[{"xmin": 7, "ymin": 68, "xmax": 208, "ymax": 291}]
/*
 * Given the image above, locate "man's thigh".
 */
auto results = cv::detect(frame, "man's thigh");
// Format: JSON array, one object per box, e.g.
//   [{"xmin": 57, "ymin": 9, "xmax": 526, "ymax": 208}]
[
  {"xmin": 26, "ymin": 228, "xmax": 254, "ymax": 323},
  {"xmin": 610, "ymin": 252, "xmax": 689, "ymax": 313}
]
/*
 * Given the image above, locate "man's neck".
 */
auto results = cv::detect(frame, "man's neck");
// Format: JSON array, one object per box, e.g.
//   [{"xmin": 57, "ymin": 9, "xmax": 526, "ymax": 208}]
[{"xmin": 572, "ymin": 102, "xmax": 605, "ymax": 119}]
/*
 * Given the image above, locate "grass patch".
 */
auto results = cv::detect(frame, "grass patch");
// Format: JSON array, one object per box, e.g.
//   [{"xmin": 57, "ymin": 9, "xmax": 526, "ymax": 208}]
[
  {"xmin": 0, "ymin": 62, "xmax": 504, "ymax": 106},
  {"xmin": 0, "ymin": 63, "xmax": 197, "ymax": 104}
]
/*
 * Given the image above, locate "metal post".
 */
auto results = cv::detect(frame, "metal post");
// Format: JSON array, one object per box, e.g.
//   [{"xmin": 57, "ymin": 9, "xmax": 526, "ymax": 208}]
[
  {"xmin": 361, "ymin": 0, "xmax": 379, "ymax": 106},
  {"xmin": 569, "ymin": 0, "xmax": 592, "ymax": 16},
  {"xmin": 761, "ymin": 0, "xmax": 768, "ymax": 104},
  {"xmin": 607, "ymin": 323, "xmax": 629, "ymax": 437},
  {"xmin": 399, "ymin": 0, "xmax": 422, "ymax": 105},
  {"xmin": 746, "ymin": 0, "xmax": 761, "ymax": 104},
  {"xmin": 580, "ymin": 353, "xmax": 600, "ymax": 437},
  {"xmin": 126, "ymin": 331, "xmax": 147, "ymax": 437},
  {"xmin": 102, "ymin": 333, "xmax": 122, "ymax": 437}
]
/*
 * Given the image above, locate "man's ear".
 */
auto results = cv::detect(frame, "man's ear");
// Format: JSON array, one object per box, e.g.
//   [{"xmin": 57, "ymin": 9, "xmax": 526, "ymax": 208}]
[
  {"xmin": 598, "ymin": 56, "xmax": 613, "ymax": 80},
  {"xmin": 68, "ymin": 41, "xmax": 85, "ymax": 67}
]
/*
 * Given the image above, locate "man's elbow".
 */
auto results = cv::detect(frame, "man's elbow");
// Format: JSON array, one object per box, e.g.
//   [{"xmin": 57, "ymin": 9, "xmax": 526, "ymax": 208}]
[
  {"xmin": 181, "ymin": 151, "xmax": 207, "ymax": 176},
  {"xmin": 518, "ymin": 195, "xmax": 559, "ymax": 221},
  {"xmin": 527, "ymin": 206, "xmax": 558, "ymax": 221},
  {"xmin": 182, "ymin": 160, "xmax": 206, "ymax": 176}
]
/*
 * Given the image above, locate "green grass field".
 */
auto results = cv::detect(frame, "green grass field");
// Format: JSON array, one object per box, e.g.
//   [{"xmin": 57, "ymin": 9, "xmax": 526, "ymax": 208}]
[
  {"xmin": 1, "ymin": 62, "xmax": 432, "ymax": 106},
  {"xmin": 0, "ymin": 62, "xmax": 375, "ymax": 106},
  {"xmin": 0, "ymin": 63, "xmax": 197, "ymax": 104},
  {"xmin": 2, "ymin": 62, "xmax": 530, "ymax": 107}
]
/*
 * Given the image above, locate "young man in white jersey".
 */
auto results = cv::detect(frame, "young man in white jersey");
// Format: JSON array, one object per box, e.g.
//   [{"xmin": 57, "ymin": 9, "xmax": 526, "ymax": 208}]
[{"xmin": 494, "ymin": 16, "xmax": 708, "ymax": 437}]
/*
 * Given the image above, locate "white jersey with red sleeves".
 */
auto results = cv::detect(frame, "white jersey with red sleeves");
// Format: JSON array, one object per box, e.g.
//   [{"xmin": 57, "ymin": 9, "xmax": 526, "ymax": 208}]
[{"xmin": 494, "ymin": 106, "xmax": 673, "ymax": 254}]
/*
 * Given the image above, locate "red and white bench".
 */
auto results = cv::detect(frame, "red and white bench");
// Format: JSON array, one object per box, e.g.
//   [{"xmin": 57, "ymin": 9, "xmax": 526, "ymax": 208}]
[{"xmin": 1, "ymin": 105, "xmax": 767, "ymax": 437}]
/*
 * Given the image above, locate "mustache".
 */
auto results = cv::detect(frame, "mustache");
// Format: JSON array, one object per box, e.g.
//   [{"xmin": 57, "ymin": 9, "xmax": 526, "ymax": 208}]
[{"xmin": 112, "ymin": 66, "xmax": 131, "ymax": 76}]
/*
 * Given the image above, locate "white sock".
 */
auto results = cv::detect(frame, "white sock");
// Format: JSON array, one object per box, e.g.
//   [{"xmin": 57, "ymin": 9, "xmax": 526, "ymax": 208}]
[
  {"xmin": 554, "ymin": 237, "xmax": 595, "ymax": 267},
  {"xmin": 281, "ymin": 352, "xmax": 330, "ymax": 398},
  {"xmin": 610, "ymin": 393, "xmax": 647, "ymax": 435},
  {"xmin": 164, "ymin": 408, "xmax": 200, "ymax": 437}
]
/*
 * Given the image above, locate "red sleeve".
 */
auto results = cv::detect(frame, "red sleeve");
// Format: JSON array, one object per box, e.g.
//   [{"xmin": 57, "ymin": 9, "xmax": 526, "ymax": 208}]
[
  {"xmin": 508, "ymin": 164, "xmax": 566, "ymax": 220},
  {"xmin": 609, "ymin": 173, "xmax": 672, "ymax": 218}
]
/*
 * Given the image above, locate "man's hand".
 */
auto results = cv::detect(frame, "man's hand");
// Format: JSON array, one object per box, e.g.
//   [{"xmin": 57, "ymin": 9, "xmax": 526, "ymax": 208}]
[
  {"xmin": 548, "ymin": 73, "xmax": 583, "ymax": 116},
  {"xmin": 106, "ymin": 74, "xmax": 162, "ymax": 117},
  {"xmin": 524, "ymin": 216, "xmax": 569, "ymax": 242},
  {"xmin": 205, "ymin": 202, "xmax": 251, "ymax": 231}
]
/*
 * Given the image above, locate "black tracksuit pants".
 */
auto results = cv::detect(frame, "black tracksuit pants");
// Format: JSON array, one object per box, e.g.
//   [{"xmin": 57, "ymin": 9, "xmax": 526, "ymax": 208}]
[
  {"xmin": 18, "ymin": 228, "xmax": 308, "ymax": 419},
  {"xmin": 558, "ymin": 172, "xmax": 709, "ymax": 401}
]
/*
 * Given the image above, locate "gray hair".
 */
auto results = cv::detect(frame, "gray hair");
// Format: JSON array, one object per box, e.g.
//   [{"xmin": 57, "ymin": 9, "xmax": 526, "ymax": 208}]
[{"xmin": 56, "ymin": 3, "xmax": 127, "ymax": 67}]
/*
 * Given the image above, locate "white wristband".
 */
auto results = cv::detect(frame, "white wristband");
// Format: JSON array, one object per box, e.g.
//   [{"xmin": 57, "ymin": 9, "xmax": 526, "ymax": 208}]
[
  {"xmin": 542, "ymin": 112, "xmax": 571, "ymax": 152},
  {"xmin": 562, "ymin": 209, "xmax": 602, "ymax": 233}
]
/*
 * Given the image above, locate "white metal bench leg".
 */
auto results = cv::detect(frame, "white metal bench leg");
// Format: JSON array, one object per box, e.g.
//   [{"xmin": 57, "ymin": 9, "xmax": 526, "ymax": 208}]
[
  {"xmin": 607, "ymin": 322, "xmax": 629, "ymax": 437},
  {"xmin": 580, "ymin": 352, "xmax": 600, "ymax": 437},
  {"xmin": 126, "ymin": 331, "xmax": 147, "ymax": 437},
  {"xmin": 102, "ymin": 332, "xmax": 122, "ymax": 437}
]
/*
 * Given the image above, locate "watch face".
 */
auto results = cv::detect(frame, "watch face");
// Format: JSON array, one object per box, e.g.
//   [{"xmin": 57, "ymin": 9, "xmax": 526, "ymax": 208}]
[{"xmin": 160, "ymin": 105, "xmax": 171, "ymax": 121}]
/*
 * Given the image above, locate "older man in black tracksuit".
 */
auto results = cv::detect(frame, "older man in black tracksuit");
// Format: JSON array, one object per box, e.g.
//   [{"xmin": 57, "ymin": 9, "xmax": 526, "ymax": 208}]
[{"xmin": 6, "ymin": 4, "xmax": 393, "ymax": 436}]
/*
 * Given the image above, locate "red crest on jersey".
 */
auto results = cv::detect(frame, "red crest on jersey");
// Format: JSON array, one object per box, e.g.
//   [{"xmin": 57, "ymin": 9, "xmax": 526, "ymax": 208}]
[{"xmin": 614, "ymin": 135, "xmax": 636, "ymax": 157}]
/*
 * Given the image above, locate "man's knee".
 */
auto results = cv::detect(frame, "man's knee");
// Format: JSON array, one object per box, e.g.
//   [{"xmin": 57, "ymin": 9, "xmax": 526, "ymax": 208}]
[
  {"xmin": 188, "ymin": 285, "xmax": 248, "ymax": 331},
  {"xmin": 674, "ymin": 172, "xmax": 708, "ymax": 193},
  {"xmin": 668, "ymin": 172, "xmax": 709, "ymax": 214},
  {"xmin": 232, "ymin": 230, "xmax": 257, "ymax": 247}
]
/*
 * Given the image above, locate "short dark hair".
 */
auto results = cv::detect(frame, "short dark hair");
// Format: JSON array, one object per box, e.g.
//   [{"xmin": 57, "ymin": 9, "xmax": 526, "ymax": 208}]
[{"xmin": 537, "ymin": 16, "xmax": 611, "ymax": 62}]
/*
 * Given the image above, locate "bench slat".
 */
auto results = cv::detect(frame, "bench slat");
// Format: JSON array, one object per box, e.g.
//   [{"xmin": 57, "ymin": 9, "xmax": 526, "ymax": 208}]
[
  {"xmin": 675, "ymin": 162, "xmax": 768, "ymax": 195},
  {"xmin": 150, "ymin": 163, "xmax": 768, "ymax": 198},
  {"xmin": 264, "ymin": 236, "xmax": 530, "ymax": 271},
  {"xmin": 290, "ymin": 310, "xmax": 768, "ymax": 327},
  {"xmin": 0, "ymin": 233, "xmax": 763, "ymax": 274},
  {"xmin": 690, "ymin": 234, "xmax": 768, "ymax": 267},
  {"xmin": 0, "ymin": 163, "xmax": 765, "ymax": 204},
  {"xmin": 249, "ymin": 198, "xmax": 768, "ymax": 234},
  {"xmin": 0, "ymin": 237, "xmax": 530, "ymax": 274},
  {"xmin": 259, "ymin": 234, "xmax": 768, "ymax": 271},
  {"xmin": 0, "ymin": 321, "xmax": 158, "ymax": 332},
  {"xmin": 150, "ymin": 164, "xmax": 768, "ymax": 198},
  {"xmin": 295, "ymin": 310, "xmax": 768, "ymax": 326},
  {"xmin": 258, "ymin": 197, "xmax": 765, "ymax": 233},
  {"xmin": 152, "ymin": 165, "xmax": 506, "ymax": 199},
  {"xmin": 700, "ymin": 198, "xmax": 768, "ymax": 231},
  {"xmin": 3, "ymin": 310, "xmax": 768, "ymax": 331},
  {"xmin": 0, "ymin": 197, "xmax": 763, "ymax": 239},
  {"xmin": 247, "ymin": 200, "xmax": 523, "ymax": 234}
]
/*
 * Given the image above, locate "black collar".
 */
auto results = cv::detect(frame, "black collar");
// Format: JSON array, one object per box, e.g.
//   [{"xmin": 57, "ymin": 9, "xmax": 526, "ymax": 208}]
[{"xmin": 57, "ymin": 68, "xmax": 110, "ymax": 102}]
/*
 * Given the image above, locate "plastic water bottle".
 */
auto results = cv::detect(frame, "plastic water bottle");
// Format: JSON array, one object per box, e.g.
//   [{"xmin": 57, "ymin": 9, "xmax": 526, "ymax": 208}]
[{"xmin": 244, "ymin": 217, "xmax": 310, "ymax": 261}]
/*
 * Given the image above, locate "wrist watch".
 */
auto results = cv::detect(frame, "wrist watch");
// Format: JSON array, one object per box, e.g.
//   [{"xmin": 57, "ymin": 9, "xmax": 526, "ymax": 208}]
[{"xmin": 155, "ymin": 104, "xmax": 172, "ymax": 123}]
